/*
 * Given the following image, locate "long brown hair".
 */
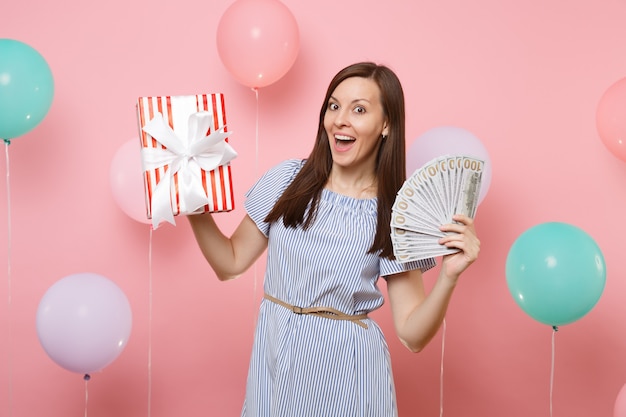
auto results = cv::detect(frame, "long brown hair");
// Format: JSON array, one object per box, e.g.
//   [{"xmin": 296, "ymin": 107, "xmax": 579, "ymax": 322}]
[{"xmin": 264, "ymin": 62, "xmax": 407, "ymax": 259}]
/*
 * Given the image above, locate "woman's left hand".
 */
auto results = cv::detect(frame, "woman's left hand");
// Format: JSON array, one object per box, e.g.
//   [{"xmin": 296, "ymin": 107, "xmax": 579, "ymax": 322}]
[{"xmin": 438, "ymin": 214, "xmax": 480, "ymax": 280}]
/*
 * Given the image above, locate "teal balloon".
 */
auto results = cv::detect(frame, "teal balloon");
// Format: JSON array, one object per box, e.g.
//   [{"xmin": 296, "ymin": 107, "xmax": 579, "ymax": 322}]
[
  {"xmin": 505, "ymin": 222, "xmax": 606, "ymax": 327},
  {"xmin": 0, "ymin": 39, "xmax": 54, "ymax": 140}
]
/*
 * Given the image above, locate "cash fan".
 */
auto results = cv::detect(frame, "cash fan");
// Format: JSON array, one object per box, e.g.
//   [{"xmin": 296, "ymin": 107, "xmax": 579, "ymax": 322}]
[{"xmin": 391, "ymin": 155, "xmax": 484, "ymax": 263}]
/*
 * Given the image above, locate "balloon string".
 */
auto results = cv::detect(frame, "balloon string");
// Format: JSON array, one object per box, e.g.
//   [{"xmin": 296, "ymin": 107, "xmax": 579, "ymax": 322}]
[
  {"xmin": 550, "ymin": 326, "xmax": 558, "ymax": 417},
  {"xmin": 4, "ymin": 141, "xmax": 12, "ymax": 417},
  {"xmin": 439, "ymin": 318, "xmax": 446, "ymax": 417},
  {"xmin": 252, "ymin": 87, "xmax": 259, "ymax": 329},
  {"xmin": 148, "ymin": 226, "xmax": 154, "ymax": 417},
  {"xmin": 253, "ymin": 87, "xmax": 259, "ymax": 178},
  {"xmin": 84, "ymin": 375, "xmax": 90, "ymax": 417}
]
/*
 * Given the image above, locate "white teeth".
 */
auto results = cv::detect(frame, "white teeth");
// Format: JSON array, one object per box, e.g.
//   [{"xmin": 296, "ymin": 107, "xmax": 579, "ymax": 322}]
[{"xmin": 335, "ymin": 134, "xmax": 354, "ymax": 141}]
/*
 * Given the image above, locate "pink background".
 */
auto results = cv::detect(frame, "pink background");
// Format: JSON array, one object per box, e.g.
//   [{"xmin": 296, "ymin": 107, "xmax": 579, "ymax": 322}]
[{"xmin": 2, "ymin": 0, "xmax": 626, "ymax": 416}]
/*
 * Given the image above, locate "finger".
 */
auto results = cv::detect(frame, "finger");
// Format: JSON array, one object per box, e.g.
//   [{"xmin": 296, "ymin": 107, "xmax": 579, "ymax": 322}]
[
  {"xmin": 443, "ymin": 239, "xmax": 480, "ymax": 260},
  {"xmin": 451, "ymin": 214, "xmax": 475, "ymax": 226},
  {"xmin": 438, "ymin": 233, "xmax": 466, "ymax": 246},
  {"xmin": 440, "ymin": 223, "xmax": 465, "ymax": 234},
  {"xmin": 440, "ymin": 222, "xmax": 476, "ymax": 236},
  {"xmin": 439, "ymin": 233, "xmax": 480, "ymax": 250}
]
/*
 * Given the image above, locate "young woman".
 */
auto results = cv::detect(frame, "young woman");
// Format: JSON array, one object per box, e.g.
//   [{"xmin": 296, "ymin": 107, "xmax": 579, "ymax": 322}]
[{"xmin": 188, "ymin": 62, "xmax": 480, "ymax": 416}]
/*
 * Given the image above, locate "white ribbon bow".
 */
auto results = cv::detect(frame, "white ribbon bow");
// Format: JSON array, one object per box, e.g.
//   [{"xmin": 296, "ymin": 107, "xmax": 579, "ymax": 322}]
[{"xmin": 141, "ymin": 111, "xmax": 236, "ymax": 228}]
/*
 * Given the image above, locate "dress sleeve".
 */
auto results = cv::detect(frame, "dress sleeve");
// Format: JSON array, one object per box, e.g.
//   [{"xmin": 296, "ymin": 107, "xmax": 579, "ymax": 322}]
[
  {"xmin": 244, "ymin": 159, "xmax": 305, "ymax": 237},
  {"xmin": 380, "ymin": 257, "xmax": 437, "ymax": 278}
]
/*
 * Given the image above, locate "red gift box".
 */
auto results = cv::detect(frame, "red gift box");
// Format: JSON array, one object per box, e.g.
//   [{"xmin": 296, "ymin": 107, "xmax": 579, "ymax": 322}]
[{"xmin": 136, "ymin": 94, "xmax": 236, "ymax": 228}]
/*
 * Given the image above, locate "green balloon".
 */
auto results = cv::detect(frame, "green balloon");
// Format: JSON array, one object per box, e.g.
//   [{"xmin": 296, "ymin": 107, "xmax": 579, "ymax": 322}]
[
  {"xmin": 0, "ymin": 39, "xmax": 54, "ymax": 140},
  {"xmin": 505, "ymin": 222, "xmax": 606, "ymax": 327}
]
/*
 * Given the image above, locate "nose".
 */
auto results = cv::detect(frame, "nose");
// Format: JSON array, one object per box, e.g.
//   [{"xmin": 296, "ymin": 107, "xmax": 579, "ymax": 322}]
[{"xmin": 333, "ymin": 108, "xmax": 350, "ymax": 127}]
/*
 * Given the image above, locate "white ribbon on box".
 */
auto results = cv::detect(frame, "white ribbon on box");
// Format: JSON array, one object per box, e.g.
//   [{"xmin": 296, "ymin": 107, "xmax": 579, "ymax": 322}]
[{"xmin": 141, "ymin": 111, "xmax": 236, "ymax": 228}]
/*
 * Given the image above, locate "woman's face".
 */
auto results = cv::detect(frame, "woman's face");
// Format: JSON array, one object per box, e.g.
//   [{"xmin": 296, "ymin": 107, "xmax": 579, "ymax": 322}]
[{"xmin": 323, "ymin": 76, "xmax": 388, "ymax": 171}]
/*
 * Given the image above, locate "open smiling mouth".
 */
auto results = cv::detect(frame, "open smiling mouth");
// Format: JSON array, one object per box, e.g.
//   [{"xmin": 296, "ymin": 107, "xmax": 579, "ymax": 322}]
[{"xmin": 335, "ymin": 134, "xmax": 356, "ymax": 146}]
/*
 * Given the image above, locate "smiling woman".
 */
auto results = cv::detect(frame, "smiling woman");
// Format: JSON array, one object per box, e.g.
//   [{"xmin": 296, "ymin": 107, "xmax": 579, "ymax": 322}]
[
  {"xmin": 186, "ymin": 61, "xmax": 480, "ymax": 417},
  {"xmin": 324, "ymin": 76, "xmax": 389, "ymax": 192}
]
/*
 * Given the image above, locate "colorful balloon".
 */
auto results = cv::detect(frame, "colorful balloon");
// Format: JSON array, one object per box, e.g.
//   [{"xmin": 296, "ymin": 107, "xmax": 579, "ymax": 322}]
[
  {"xmin": 216, "ymin": 0, "xmax": 300, "ymax": 89},
  {"xmin": 505, "ymin": 222, "xmax": 606, "ymax": 327},
  {"xmin": 36, "ymin": 273, "xmax": 133, "ymax": 375},
  {"xmin": 407, "ymin": 126, "xmax": 492, "ymax": 205},
  {"xmin": 597, "ymin": 77, "xmax": 626, "ymax": 162},
  {"xmin": 109, "ymin": 139, "xmax": 151, "ymax": 225},
  {"xmin": 0, "ymin": 39, "xmax": 54, "ymax": 140}
]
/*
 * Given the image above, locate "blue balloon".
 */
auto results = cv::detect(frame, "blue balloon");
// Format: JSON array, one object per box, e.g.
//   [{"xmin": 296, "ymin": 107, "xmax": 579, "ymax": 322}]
[
  {"xmin": 505, "ymin": 222, "xmax": 606, "ymax": 327},
  {"xmin": 0, "ymin": 39, "xmax": 54, "ymax": 141}
]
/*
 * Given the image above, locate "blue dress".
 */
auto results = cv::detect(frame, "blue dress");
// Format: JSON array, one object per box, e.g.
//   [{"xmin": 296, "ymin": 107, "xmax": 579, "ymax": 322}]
[{"xmin": 242, "ymin": 159, "xmax": 435, "ymax": 417}]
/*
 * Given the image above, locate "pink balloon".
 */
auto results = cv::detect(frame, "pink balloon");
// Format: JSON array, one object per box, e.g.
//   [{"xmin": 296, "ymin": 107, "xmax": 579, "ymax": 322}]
[
  {"xmin": 615, "ymin": 383, "xmax": 626, "ymax": 417},
  {"xmin": 109, "ymin": 139, "xmax": 151, "ymax": 224},
  {"xmin": 36, "ymin": 273, "xmax": 132, "ymax": 375},
  {"xmin": 407, "ymin": 126, "xmax": 492, "ymax": 205},
  {"xmin": 597, "ymin": 77, "xmax": 626, "ymax": 162},
  {"xmin": 216, "ymin": 0, "xmax": 300, "ymax": 89}
]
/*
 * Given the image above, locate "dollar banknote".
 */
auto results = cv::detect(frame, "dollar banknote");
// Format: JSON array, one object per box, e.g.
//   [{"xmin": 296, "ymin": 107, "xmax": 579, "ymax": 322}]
[{"xmin": 391, "ymin": 155, "xmax": 484, "ymax": 263}]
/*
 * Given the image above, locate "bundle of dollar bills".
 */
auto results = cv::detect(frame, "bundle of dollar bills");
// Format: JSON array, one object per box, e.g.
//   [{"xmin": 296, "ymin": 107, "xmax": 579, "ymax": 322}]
[{"xmin": 391, "ymin": 155, "xmax": 484, "ymax": 263}]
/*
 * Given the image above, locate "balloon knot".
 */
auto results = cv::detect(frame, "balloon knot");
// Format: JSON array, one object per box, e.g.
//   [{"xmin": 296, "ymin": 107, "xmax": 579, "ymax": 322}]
[
  {"xmin": 84, "ymin": 374, "xmax": 91, "ymax": 381},
  {"xmin": 3, "ymin": 138, "xmax": 11, "ymax": 145},
  {"xmin": 552, "ymin": 325, "xmax": 559, "ymax": 332}
]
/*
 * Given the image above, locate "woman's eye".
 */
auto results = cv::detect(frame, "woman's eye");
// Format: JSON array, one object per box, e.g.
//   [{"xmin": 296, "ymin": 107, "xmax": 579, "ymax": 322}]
[
  {"xmin": 354, "ymin": 106, "xmax": 366, "ymax": 114},
  {"xmin": 328, "ymin": 102, "xmax": 339, "ymax": 110}
]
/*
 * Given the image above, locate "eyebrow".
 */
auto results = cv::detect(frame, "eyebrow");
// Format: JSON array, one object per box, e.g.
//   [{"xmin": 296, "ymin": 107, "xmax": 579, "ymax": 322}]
[{"xmin": 329, "ymin": 95, "xmax": 372, "ymax": 104}]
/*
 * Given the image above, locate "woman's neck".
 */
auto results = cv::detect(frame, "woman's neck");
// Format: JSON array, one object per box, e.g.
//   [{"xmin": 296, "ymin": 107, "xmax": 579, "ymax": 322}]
[{"xmin": 326, "ymin": 167, "xmax": 378, "ymax": 199}]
